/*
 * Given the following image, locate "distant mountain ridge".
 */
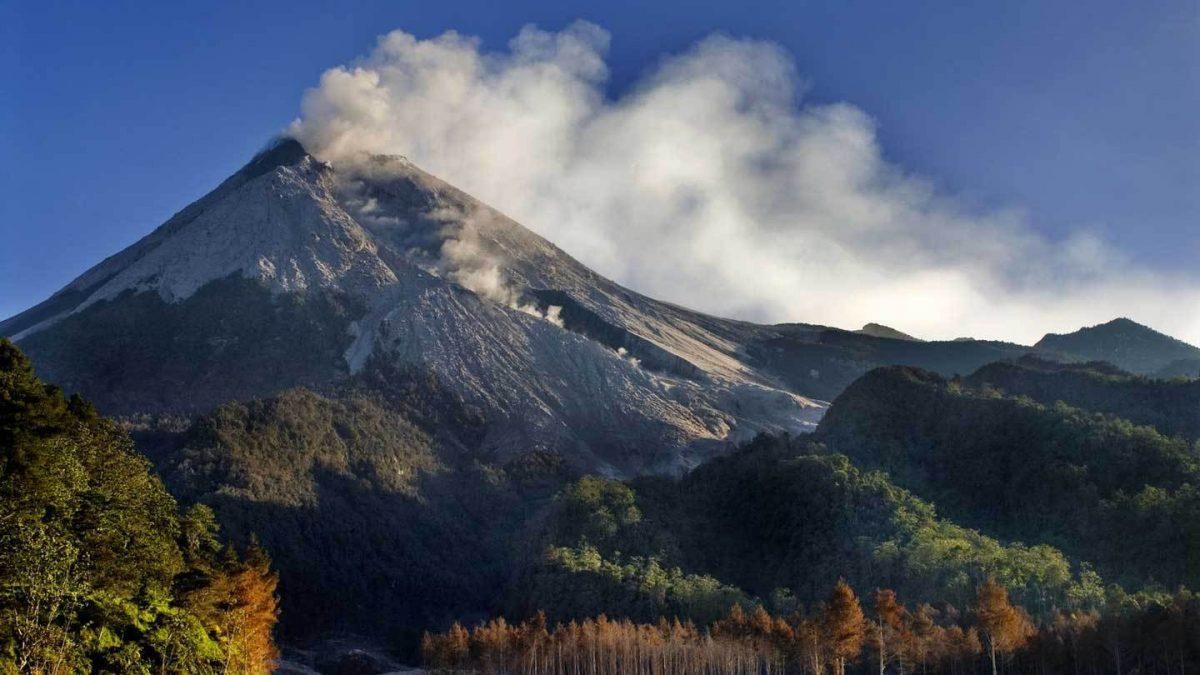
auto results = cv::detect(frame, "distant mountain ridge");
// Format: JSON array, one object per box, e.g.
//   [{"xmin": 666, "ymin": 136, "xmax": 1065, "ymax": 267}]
[
  {"xmin": 1035, "ymin": 317, "xmax": 1200, "ymax": 377},
  {"xmin": 856, "ymin": 322, "xmax": 922, "ymax": 341}
]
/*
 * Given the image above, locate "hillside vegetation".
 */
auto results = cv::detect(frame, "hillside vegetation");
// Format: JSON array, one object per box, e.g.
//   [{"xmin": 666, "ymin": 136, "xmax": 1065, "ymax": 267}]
[
  {"xmin": 153, "ymin": 372, "xmax": 573, "ymax": 650},
  {"xmin": 967, "ymin": 355, "xmax": 1200, "ymax": 440},
  {"xmin": 516, "ymin": 436, "xmax": 1099, "ymax": 621},
  {"xmin": 133, "ymin": 377, "xmax": 1110, "ymax": 658},
  {"xmin": 0, "ymin": 339, "xmax": 278, "ymax": 673},
  {"xmin": 818, "ymin": 365, "xmax": 1200, "ymax": 588}
]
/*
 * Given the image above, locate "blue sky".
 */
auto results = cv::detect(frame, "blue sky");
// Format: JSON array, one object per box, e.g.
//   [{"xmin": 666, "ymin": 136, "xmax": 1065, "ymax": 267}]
[{"xmin": 2, "ymin": 0, "xmax": 1197, "ymax": 334}]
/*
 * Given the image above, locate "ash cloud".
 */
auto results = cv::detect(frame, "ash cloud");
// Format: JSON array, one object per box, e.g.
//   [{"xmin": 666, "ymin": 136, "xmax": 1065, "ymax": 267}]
[{"xmin": 289, "ymin": 22, "xmax": 1200, "ymax": 344}]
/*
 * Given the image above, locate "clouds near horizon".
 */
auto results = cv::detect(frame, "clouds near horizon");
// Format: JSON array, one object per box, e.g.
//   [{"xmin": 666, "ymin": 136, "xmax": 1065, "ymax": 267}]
[{"xmin": 289, "ymin": 21, "xmax": 1200, "ymax": 344}]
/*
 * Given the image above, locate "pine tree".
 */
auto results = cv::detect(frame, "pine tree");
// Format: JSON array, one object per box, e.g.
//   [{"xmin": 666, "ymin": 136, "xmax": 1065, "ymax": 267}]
[{"xmin": 223, "ymin": 541, "xmax": 280, "ymax": 673}]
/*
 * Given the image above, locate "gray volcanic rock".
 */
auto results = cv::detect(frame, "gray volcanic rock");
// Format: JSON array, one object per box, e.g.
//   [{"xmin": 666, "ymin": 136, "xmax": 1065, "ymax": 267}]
[{"xmin": 3, "ymin": 139, "xmax": 823, "ymax": 475}]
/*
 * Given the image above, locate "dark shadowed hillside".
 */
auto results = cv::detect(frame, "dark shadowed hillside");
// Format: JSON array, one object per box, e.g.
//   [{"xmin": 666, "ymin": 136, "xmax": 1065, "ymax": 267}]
[
  {"xmin": 745, "ymin": 324, "xmax": 1029, "ymax": 401},
  {"xmin": 967, "ymin": 355, "xmax": 1200, "ymax": 440},
  {"xmin": 511, "ymin": 435, "xmax": 1095, "ymax": 625},
  {"xmin": 150, "ymin": 375, "xmax": 573, "ymax": 651},
  {"xmin": 817, "ymin": 365, "xmax": 1200, "ymax": 589},
  {"xmin": 1035, "ymin": 318, "xmax": 1200, "ymax": 376}
]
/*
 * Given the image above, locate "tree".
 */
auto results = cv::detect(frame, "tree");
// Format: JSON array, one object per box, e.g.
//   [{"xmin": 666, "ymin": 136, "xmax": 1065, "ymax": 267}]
[
  {"xmin": 823, "ymin": 580, "xmax": 866, "ymax": 675},
  {"xmin": 976, "ymin": 579, "xmax": 1034, "ymax": 675},
  {"xmin": 222, "ymin": 542, "xmax": 280, "ymax": 673},
  {"xmin": 870, "ymin": 589, "xmax": 907, "ymax": 675}
]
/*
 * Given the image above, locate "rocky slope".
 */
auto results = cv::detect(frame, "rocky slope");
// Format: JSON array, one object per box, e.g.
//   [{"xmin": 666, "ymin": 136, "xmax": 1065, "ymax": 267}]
[{"xmin": 3, "ymin": 139, "xmax": 824, "ymax": 475}]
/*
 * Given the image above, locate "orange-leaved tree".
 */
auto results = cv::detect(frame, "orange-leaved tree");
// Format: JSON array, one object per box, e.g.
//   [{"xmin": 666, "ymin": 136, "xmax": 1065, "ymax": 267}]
[
  {"xmin": 823, "ymin": 579, "xmax": 866, "ymax": 675},
  {"xmin": 976, "ymin": 579, "xmax": 1034, "ymax": 675}
]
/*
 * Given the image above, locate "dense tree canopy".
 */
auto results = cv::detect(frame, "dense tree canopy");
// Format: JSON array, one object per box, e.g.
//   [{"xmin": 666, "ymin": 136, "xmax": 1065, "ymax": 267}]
[
  {"xmin": 819, "ymin": 365, "xmax": 1200, "ymax": 588},
  {"xmin": 967, "ymin": 356, "xmax": 1200, "ymax": 440},
  {"xmin": 0, "ymin": 339, "xmax": 278, "ymax": 673},
  {"xmin": 515, "ymin": 435, "xmax": 1096, "ymax": 624}
]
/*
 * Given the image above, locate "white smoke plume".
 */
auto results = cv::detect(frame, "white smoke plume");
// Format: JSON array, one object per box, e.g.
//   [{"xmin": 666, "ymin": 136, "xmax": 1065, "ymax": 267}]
[
  {"xmin": 437, "ymin": 207, "xmax": 564, "ymax": 326},
  {"xmin": 289, "ymin": 21, "xmax": 1200, "ymax": 344}
]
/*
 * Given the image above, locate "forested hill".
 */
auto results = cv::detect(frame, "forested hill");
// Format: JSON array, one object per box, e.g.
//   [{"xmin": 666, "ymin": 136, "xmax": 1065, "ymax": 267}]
[
  {"xmin": 966, "ymin": 355, "xmax": 1200, "ymax": 440},
  {"xmin": 816, "ymin": 364, "xmax": 1200, "ymax": 590},
  {"xmin": 9, "ymin": 332, "xmax": 1200, "ymax": 672},
  {"xmin": 133, "ymin": 373, "xmax": 1114, "ymax": 657},
  {"xmin": 1035, "ymin": 317, "xmax": 1200, "ymax": 377},
  {"xmin": 435, "ymin": 432, "xmax": 1200, "ymax": 675},
  {"xmin": 0, "ymin": 339, "xmax": 279, "ymax": 673},
  {"xmin": 513, "ymin": 434, "xmax": 1094, "ymax": 622}
]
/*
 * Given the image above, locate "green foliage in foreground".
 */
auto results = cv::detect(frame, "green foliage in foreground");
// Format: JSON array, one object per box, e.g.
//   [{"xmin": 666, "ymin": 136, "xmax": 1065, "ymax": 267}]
[{"xmin": 0, "ymin": 339, "xmax": 278, "ymax": 673}]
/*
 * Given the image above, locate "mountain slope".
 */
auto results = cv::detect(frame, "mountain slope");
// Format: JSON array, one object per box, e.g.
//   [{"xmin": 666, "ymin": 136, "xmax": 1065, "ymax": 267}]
[
  {"xmin": 152, "ymin": 384, "xmax": 535, "ymax": 647},
  {"xmin": 14, "ymin": 140, "xmax": 1189, "ymax": 476},
  {"xmin": 1035, "ymin": 317, "xmax": 1200, "ymax": 376},
  {"xmin": 966, "ymin": 356, "xmax": 1200, "ymax": 440},
  {"xmin": 745, "ymin": 324, "xmax": 1028, "ymax": 400},
  {"xmin": 817, "ymin": 365, "xmax": 1200, "ymax": 588},
  {"xmin": 3, "ymin": 139, "xmax": 824, "ymax": 475},
  {"xmin": 151, "ymin": 388, "xmax": 1090, "ymax": 649},
  {"xmin": 513, "ymin": 435, "xmax": 1091, "ymax": 623}
]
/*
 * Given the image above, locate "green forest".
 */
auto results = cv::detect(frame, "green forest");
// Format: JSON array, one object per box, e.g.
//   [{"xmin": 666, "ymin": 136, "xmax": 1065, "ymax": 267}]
[
  {"xmin": 6, "ymin": 336, "xmax": 1200, "ymax": 673},
  {"xmin": 0, "ymin": 340, "xmax": 278, "ymax": 673}
]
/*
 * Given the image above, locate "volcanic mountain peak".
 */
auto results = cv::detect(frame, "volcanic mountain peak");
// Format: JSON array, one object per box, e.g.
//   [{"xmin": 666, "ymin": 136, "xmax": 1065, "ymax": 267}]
[
  {"xmin": 2, "ymin": 139, "xmax": 825, "ymax": 475},
  {"xmin": 3, "ymin": 143, "xmax": 392, "ymax": 339},
  {"xmin": 11, "ymin": 139, "xmax": 1196, "ymax": 475}
]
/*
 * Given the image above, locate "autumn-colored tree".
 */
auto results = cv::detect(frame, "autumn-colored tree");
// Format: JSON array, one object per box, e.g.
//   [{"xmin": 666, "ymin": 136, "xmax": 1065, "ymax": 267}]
[
  {"xmin": 422, "ymin": 621, "xmax": 470, "ymax": 669},
  {"xmin": 419, "ymin": 585, "xmax": 1200, "ymax": 675},
  {"xmin": 976, "ymin": 579, "xmax": 1034, "ymax": 675},
  {"xmin": 905, "ymin": 603, "xmax": 939, "ymax": 672},
  {"xmin": 713, "ymin": 604, "xmax": 749, "ymax": 639},
  {"xmin": 794, "ymin": 615, "xmax": 824, "ymax": 675},
  {"xmin": 750, "ymin": 605, "xmax": 774, "ymax": 638},
  {"xmin": 213, "ymin": 542, "xmax": 280, "ymax": 674},
  {"xmin": 822, "ymin": 580, "xmax": 866, "ymax": 675},
  {"xmin": 943, "ymin": 624, "xmax": 984, "ymax": 673},
  {"xmin": 1045, "ymin": 610, "xmax": 1099, "ymax": 675},
  {"xmin": 870, "ymin": 589, "xmax": 907, "ymax": 675}
]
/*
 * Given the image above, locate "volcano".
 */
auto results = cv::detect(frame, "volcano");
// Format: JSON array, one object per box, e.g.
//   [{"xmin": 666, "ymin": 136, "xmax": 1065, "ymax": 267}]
[{"xmin": 3, "ymin": 139, "xmax": 834, "ymax": 475}]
